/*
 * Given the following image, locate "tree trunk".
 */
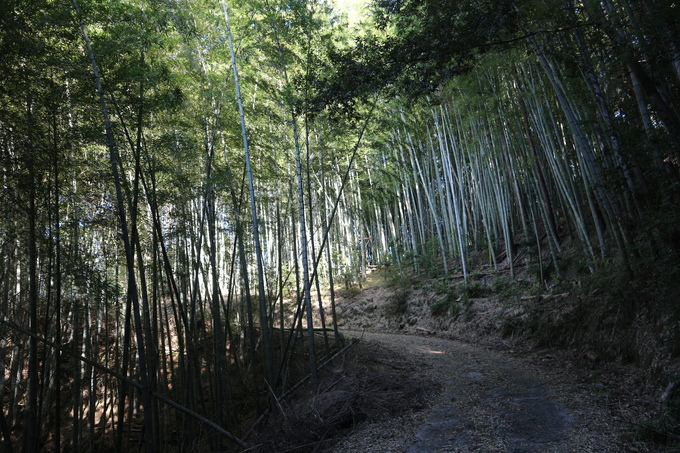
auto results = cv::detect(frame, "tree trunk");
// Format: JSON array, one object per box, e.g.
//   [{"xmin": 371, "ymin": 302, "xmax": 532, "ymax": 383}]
[
  {"xmin": 69, "ymin": 2, "xmax": 155, "ymax": 449},
  {"xmin": 221, "ymin": 0, "xmax": 274, "ymax": 386}
]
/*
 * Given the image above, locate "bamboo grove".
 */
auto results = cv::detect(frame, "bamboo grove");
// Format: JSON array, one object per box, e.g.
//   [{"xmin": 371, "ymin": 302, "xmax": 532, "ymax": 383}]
[
  {"xmin": 1, "ymin": 0, "xmax": 680, "ymax": 451},
  {"xmin": 358, "ymin": 0, "xmax": 680, "ymax": 283},
  {"xmin": 1, "ymin": 0, "xmax": 369, "ymax": 451}
]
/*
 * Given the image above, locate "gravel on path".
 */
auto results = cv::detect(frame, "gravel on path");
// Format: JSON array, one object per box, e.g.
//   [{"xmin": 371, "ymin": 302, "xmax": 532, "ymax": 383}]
[{"xmin": 330, "ymin": 331, "xmax": 653, "ymax": 453}]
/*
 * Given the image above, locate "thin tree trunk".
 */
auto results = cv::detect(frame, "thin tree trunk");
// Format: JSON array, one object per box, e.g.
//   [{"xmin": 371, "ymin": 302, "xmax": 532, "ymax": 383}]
[
  {"xmin": 319, "ymin": 147, "xmax": 341, "ymax": 345},
  {"xmin": 221, "ymin": 0, "xmax": 274, "ymax": 386},
  {"xmin": 533, "ymin": 43, "xmax": 631, "ymax": 270},
  {"xmin": 69, "ymin": 2, "xmax": 155, "ymax": 450},
  {"xmin": 24, "ymin": 151, "xmax": 39, "ymax": 453},
  {"xmin": 52, "ymin": 117, "xmax": 62, "ymax": 453},
  {"xmin": 294, "ymin": 112, "xmax": 318, "ymax": 382}
]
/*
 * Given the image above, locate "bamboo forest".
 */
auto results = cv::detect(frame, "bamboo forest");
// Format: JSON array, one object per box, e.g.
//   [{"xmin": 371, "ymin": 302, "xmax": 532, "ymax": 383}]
[{"xmin": 1, "ymin": 0, "xmax": 680, "ymax": 451}]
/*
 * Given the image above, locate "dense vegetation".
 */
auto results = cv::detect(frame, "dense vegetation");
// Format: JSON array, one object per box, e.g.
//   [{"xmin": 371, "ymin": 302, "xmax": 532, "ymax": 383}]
[{"xmin": 1, "ymin": 0, "xmax": 679, "ymax": 451}]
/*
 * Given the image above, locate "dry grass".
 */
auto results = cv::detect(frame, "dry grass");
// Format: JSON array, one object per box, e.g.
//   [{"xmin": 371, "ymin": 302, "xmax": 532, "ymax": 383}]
[{"xmin": 249, "ymin": 342, "xmax": 436, "ymax": 452}]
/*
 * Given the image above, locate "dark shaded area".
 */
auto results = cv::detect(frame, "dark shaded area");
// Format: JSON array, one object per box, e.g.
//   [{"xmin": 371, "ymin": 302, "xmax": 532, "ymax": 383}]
[
  {"xmin": 490, "ymin": 377, "xmax": 572, "ymax": 451},
  {"xmin": 409, "ymin": 361, "xmax": 571, "ymax": 452},
  {"xmin": 251, "ymin": 341, "xmax": 436, "ymax": 452}
]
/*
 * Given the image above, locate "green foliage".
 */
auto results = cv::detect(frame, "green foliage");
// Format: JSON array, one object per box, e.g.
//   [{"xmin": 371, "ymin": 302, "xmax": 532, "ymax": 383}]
[
  {"xmin": 385, "ymin": 289, "xmax": 410, "ymax": 316},
  {"xmin": 429, "ymin": 290, "xmax": 450, "ymax": 315},
  {"xmin": 490, "ymin": 276, "xmax": 515, "ymax": 298},
  {"xmin": 429, "ymin": 282, "xmax": 481, "ymax": 318},
  {"xmin": 337, "ymin": 287, "xmax": 361, "ymax": 299},
  {"xmin": 495, "ymin": 253, "xmax": 680, "ymax": 373},
  {"xmin": 491, "ymin": 275, "xmax": 538, "ymax": 301},
  {"xmin": 305, "ymin": 0, "xmax": 521, "ymax": 117},
  {"xmin": 429, "ymin": 290, "xmax": 459, "ymax": 317},
  {"xmin": 459, "ymin": 281, "xmax": 491, "ymax": 298},
  {"xmin": 417, "ymin": 237, "xmax": 443, "ymax": 278},
  {"xmin": 431, "ymin": 278, "xmax": 451, "ymax": 295},
  {"xmin": 379, "ymin": 261, "xmax": 416, "ymax": 289}
]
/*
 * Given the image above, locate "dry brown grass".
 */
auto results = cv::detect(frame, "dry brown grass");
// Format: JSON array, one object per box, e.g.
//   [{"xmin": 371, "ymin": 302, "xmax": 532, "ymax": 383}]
[{"xmin": 248, "ymin": 342, "xmax": 436, "ymax": 452}]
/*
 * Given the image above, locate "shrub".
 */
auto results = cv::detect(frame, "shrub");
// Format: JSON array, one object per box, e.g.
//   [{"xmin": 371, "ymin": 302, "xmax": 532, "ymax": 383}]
[
  {"xmin": 385, "ymin": 289, "xmax": 410, "ymax": 316},
  {"xmin": 460, "ymin": 281, "xmax": 491, "ymax": 298},
  {"xmin": 430, "ymin": 298, "xmax": 455, "ymax": 317}
]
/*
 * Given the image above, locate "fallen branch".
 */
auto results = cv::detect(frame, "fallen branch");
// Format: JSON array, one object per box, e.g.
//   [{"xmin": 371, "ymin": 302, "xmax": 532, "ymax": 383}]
[
  {"xmin": 244, "ymin": 339, "xmax": 359, "ymax": 441},
  {"xmin": 415, "ymin": 327, "xmax": 434, "ymax": 335}
]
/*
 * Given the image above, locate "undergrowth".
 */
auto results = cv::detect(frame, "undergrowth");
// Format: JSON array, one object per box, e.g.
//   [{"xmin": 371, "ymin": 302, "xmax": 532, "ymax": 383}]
[
  {"xmin": 337, "ymin": 287, "xmax": 361, "ymax": 299},
  {"xmin": 252, "ymin": 342, "xmax": 435, "ymax": 452},
  {"xmin": 386, "ymin": 289, "xmax": 410, "ymax": 316},
  {"xmin": 429, "ymin": 282, "xmax": 487, "ymax": 319},
  {"xmin": 635, "ymin": 375, "xmax": 680, "ymax": 450}
]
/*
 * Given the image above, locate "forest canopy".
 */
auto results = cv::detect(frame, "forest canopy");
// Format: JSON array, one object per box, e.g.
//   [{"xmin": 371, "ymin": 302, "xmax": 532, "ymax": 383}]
[{"xmin": 304, "ymin": 0, "xmax": 521, "ymax": 115}]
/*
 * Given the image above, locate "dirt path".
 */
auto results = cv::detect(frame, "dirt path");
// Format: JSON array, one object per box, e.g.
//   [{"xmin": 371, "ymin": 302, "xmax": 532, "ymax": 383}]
[{"xmin": 330, "ymin": 330, "xmax": 653, "ymax": 453}]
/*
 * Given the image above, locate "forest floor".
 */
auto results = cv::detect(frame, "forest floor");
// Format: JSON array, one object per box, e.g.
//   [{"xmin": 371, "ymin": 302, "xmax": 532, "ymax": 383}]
[
  {"xmin": 256, "ymin": 268, "xmax": 677, "ymax": 452},
  {"xmin": 328, "ymin": 331, "xmax": 655, "ymax": 452},
  {"xmin": 321, "ymin": 270, "xmax": 671, "ymax": 453}
]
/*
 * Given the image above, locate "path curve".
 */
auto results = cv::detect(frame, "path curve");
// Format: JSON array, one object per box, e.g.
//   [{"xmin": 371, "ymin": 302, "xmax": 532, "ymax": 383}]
[{"xmin": 330, "ymin": 330, "xmax": 650, "ymax": 453}]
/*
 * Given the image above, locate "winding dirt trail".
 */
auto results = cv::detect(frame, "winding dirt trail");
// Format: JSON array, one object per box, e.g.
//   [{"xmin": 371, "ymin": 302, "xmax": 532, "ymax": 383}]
[{"xmin": 330, "ymin": 330, "xmax": 653, "ymax": 453}]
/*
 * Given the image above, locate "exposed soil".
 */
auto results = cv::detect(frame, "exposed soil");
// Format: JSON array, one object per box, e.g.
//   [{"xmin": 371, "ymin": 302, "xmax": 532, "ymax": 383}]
[
  {"xmin": 331, "ymin": 331, "xmax": 654, "ymax": 452},
  {"xmin": 255, "ymin": 270, "xmax": 676, "ymax": 452},
  {"xmin": 325, "ymin": 272, "xmax": 671, "ymax": 452}
]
